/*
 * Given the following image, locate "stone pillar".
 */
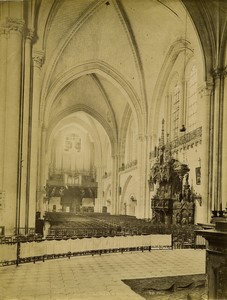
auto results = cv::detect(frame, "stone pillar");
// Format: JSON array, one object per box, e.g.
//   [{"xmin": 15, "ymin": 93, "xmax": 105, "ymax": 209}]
[
  {"xmin": 20, "ymin": 29, "xmax": 33, "ymax": 232},
  {"xmin": 2, "ymin": 18, "xmax": 24, "ymax": 235},
  {"xmin": 222, "ymin": 68, "xmax": 227, "ymax": 211},
  {"xmin": 198, "ymin": 82, "xmax": 213, "ymax": 223},
  {"xmin": 96, "ymin": 165, "xmax": 104, "ymax": 213},
  {"xmin": 0, "ymin": 28, "xmax": 7, "ymax": 184},
  {"xmin": 137, "ymin": 134, "xmax": 150, "ymax": 219},
  {"xmin": 111, "ymin": 154, "xmax": 119, "ymax": 214},
  {"xmin": 211, "ymin": 68, "xmax": 226, "ymax": 217},
  {"xmin": 37, "ymin": 125, "xmax": 47, "ymax": 217},
  {"xmin": 0, "ymin": 26, "xmax": 7, "ymax": 200},
  {"xmin": 27, "ymin": 50, "xmax": 43, "ymax": 230}
]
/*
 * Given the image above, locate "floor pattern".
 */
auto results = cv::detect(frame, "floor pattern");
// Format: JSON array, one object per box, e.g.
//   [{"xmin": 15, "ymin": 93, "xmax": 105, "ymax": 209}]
[{"xmin": 0, "ymin": 249, "xmax": 206, "ymax": 300}]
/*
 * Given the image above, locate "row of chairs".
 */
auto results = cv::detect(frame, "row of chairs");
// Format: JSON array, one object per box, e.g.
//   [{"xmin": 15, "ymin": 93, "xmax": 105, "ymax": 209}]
[{"xmin": 0, "ymin": 234, "xmax": 43, "ymax": 244}]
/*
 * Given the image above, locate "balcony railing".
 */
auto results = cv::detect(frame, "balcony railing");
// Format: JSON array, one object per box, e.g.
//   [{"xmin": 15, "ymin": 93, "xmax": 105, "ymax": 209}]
[
  {"xmin": 49, "ymin": 170, "xmax": 92, "ymax": 177},
  {"xmin": 119, "ymin": 160, "xmax": 138, "ymax": 172},
  {"xmin": 150, "ymin": 126, "xmax": 202, "ymax": 159}
]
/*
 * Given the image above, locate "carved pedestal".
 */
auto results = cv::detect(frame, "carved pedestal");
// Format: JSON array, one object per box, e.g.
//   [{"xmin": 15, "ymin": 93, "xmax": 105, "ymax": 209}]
[{"xmin": 196, "ymin": 221, "xmax": 227, "ymax": 299}]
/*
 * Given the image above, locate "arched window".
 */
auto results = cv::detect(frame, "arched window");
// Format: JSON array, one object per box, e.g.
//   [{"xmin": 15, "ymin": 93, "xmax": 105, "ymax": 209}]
[{"xmin": 187, "ymin": 65, "xmax": 197, "ymax": 131}]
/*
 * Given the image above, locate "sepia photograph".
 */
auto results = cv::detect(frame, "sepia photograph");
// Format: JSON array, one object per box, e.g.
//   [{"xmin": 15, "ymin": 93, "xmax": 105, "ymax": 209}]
[{"xmin": 0, "ymin": 0, "xmax": 226, "ymax": 299}]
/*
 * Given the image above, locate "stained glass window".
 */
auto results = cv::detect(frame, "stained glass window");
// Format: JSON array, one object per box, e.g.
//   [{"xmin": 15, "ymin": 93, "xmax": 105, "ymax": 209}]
[{"xmin": 64, "ymin": 134, "xmax": 81, "ymax": 152}]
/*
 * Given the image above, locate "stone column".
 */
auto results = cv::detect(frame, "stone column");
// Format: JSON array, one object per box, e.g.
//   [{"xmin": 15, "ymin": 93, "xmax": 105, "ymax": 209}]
[
  {"xmin": 111, "ymin": 154, "xmax": 119, "ymax": 214},
  {"xmin": 37, "ymin": 125, "xmax": 47, "ymax": 217},
  {"xmin": 27, "ymin": 50, "xmax": 43, "ymax": 231},
  {"xmin": 96, "ymin": 165, "xmax": 104, "ymax": 213},
  {"xmin": 0, "ymin": 26, "xmax": 7, "ymax": 196},
  {"xmin": 198, "ymin": 82, "xmax": 213, "ymax": 222},
  {"xmin": 20, "ymin": 29, "xmax": 34, "ymax": 232},
  {"xmin": 3, "ymin": 18, "xmax": 24, "ymax": 235},
  {"xmin": 0, "ymin": 26, "xmax": 7, "ymax": 234},
  {"xmin": 222, "ymin": 68, "xmax": 227, "ymax": 211},
  {"xmin": 211, "ymin": 68, "xmax": 226, "ymax": 217},
  {"xmin": 137, "ymin": 134, "xmax": 150, "ymax": 219}
]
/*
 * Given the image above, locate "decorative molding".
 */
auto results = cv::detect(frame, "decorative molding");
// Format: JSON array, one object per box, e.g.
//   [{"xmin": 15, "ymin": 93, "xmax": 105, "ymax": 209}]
[
  {"xmin": 198, "ymin": 82, "xmax": 213, "ymax": 98},
  {"xmin": 6, "ymin": 18, "xmax": 25, "ymax": 34},
  {"xmin": 0, "ymin": 26, "xmax": 7, "ymax": 36},
  {"xmin": 119, "ymin": 160, "xmax": 137, "ymax": 172},
  {"xmin": 32, "ymin": 50, "xmax": 44, "ymax": 69},
  {"xmin": 211, "ymin": 66, "xmax": 227, "ymax": 79},
  {"xmin": 150, "ymin": 127, "xmax": 202, "ymax": 159},
  {"xmin": 224, "ymin": 66, "xmax": 227, "ymax": 77},
  {"xmin": 170, "ymin": 127, "xmax": 202, "ymax": 150},
  {"xmin": 26, "ymin": 28, "xmax": 34, "ymax": 41}
]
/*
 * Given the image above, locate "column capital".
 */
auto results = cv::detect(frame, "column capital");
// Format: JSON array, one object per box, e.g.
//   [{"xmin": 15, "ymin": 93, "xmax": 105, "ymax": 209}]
[
  {"xmin": 211, "ymin": 66, "xmax": 227, "ymax": 79},
  {"xmin": 26, "ymin": 28, "xmax": 34, "ymax": 41},
  {"xmin": 6, "ymin": 18, "xmax": 25, "ymax": 34},
  {"xmin": 198, "ymin": 81, "xmax": 213, "ymax": 98},
  {"xmin": 224, "ymin": 66, "xmax": 227, "ymax": 77},
  {"xmin": 0, "ymin": 26, "xmax": 7, "ymax": 36},
  {"xmin": 32, "ymin": 50, "xmax": 44, "ymax": 69}
]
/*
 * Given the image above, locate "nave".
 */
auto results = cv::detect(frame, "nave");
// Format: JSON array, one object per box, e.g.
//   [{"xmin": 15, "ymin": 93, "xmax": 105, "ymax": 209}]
[{"xmin": 0, "ymin": 0, "xmax": 226, "ymax": 298}]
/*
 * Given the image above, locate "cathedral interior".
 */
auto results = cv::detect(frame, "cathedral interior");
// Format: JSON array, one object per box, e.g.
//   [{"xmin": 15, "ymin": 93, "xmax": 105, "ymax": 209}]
[{"xmin": 0, "ymin": 0, "xmax": 226, "ymax": 299}]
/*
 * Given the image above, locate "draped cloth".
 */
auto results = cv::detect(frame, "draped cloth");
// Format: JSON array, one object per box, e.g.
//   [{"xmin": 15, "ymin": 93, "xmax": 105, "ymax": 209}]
[{"xmin": 0, "ymin": 234, "xmax": 172, "ymax": 262}]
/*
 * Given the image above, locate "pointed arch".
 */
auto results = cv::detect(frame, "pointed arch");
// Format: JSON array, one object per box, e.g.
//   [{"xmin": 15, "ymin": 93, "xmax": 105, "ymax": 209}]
[
  {"xmin": 41, "ymin": 61, "xmax": 143, "ymax": 136},
  {"xmin": 149, "ymin": 39, "xmax": 194, "ymax": 136},
  {"xmin": 45, "ymin": 104, "xmax": 117, "ymax": 155}
]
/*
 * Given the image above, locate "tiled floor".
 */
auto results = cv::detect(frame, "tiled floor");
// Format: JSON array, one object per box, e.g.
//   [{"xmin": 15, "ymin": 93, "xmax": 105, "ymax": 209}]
[{"xmin": 0, "ymin": 249, "xmax": 206, "ymax": 300}]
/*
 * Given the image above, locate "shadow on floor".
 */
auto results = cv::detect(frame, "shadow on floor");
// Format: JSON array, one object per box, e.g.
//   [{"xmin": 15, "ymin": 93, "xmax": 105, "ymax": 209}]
[{"xmin": 122, "ymin": 274, "xmax": 207, "ymax": 300}]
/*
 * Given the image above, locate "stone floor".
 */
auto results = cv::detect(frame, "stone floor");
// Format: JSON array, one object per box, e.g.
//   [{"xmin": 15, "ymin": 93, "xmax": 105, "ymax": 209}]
[{"xmin": 0, "ymin": 249, "xmax": 206, "ymax": 300}]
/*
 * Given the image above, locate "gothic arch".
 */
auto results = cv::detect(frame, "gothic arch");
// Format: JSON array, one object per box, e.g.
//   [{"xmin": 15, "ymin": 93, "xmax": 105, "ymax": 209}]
[
  {"xmin": 46, "ymin": 116, "xmax": 103, "ymax": 164},
  {"xmin": 46, "ymin": 104, "xmax": 117, "ymax": 155},
  {"xmin": 149, "ymin": 39, "xmax": 194, "ymax": 138},
  {"xmin": 41, "ymin": 61, "xmax": 143, "ymax": 136}
]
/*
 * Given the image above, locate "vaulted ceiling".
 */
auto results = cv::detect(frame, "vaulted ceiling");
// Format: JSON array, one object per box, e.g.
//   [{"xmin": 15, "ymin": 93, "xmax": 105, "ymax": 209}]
[{"xmin": 34, "ymin": 0, "xmax": 203, "ymax": 158}]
